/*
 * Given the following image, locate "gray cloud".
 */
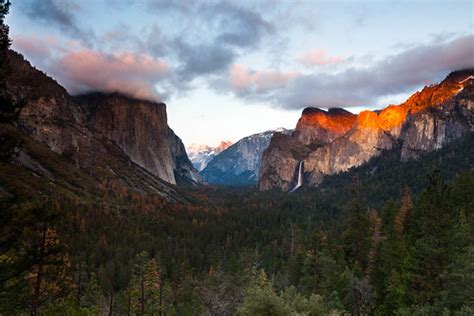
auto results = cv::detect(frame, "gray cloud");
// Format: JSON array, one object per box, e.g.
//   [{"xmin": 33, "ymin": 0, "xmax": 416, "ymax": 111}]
[
  {"xmin": 174, "ymin": 41, "xmax": 236, "ymax": 80},
  {"xmin": 210, "ymin": 2, "xmax": 274, "ymax": 48},
  {"xmin": 252, "ymin": 35, "xmax": 474, "ymax": 109},
  {"xmin": 23, "ymin": 0, "xmax": 94, "ymax": 45},
  {"xmin": 146, "ymin": 0, "xmax": 274, "ymax": 80}
]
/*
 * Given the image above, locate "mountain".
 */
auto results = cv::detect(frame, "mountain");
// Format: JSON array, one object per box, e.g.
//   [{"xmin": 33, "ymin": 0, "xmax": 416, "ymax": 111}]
[
  {"xmin": 201, "ymin": 128, "xmax": 291, "ymax": 185},
  {"xmin": 259, "ymin": 70, "xmax": 474, "ymax": 191},
  {"xmin": 186, "ymin": 141, "xmax": 233, "ymax": 171},
  {"xmin": 74, "ymin": 92, "xmax": 202, "ymax": 185},
  {"xmin": 0, "ymin": 50, "xmax": 199, "ymax": 196}
]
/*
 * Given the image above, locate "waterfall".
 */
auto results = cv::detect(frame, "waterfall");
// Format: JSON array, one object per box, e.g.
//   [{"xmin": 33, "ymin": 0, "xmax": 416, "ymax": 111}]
[{"xmin": 290, "ymin": 160, "xmax": 304, "ymax": 192}]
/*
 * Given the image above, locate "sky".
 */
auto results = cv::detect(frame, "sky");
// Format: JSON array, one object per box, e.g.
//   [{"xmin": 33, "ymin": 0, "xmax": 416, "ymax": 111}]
[{"xmin": 6, "ymin": 0, "xmax": 474, "ymax": 146}]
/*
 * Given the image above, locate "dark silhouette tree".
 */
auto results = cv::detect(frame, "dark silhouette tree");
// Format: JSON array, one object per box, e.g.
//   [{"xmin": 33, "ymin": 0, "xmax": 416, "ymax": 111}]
[{"xmin": 0, "ymin": 0, "xmax": 11, "ymax": 50}]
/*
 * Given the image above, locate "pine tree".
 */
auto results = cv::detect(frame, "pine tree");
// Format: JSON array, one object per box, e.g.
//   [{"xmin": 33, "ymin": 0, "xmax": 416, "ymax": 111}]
[
  {"xmin": 439, "ymin": 245, "xmax": 474, "ymax": 312},
  {"xmin": 82, "ymin": 272, "xmax": 105, "ymax": 313},
  {"xmin": 409, "ymin": 171, "xmax": 457, "ymax": 305},
  {"xmin": 341, "ymin": 182, "xmax": 372, "ymax": 273},
  {"xmin": 27, "ymin": 226, "xmax": 74, "ymax": 315},
  {"xmin": 129, "ymin": 251, "xmax": 149, "ymax": 315},
  {"xmin": 0, "ymin": 0, "xmax": 10, "ymax": 50}
]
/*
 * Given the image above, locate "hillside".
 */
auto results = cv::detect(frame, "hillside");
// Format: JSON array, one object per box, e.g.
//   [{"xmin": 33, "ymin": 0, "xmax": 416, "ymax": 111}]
[
  {"xmin": 259, "ymin": 70, "xmax": 474, "ymax": 191},
  {"xmin": 201, "ymin": 128, "xmax": 291, "ymax": 185}
]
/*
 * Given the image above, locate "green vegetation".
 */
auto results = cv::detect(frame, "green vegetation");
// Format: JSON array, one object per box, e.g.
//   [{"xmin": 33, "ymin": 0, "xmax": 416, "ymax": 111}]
[{"xmin": 1, "ymin": 126, "xmax": 473, "ymax": 315}]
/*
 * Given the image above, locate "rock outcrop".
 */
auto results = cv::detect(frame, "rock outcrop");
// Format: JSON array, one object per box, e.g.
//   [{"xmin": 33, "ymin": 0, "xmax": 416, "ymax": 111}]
[
  {"xmin": 74, "ymin": 93, "xmax": 202, "ymax": 185},
  {"xmin": 1, "ymin": 50, "xmax": 199, "ymax": 193},
  {"xmin": 186, "ymin": 141, "xmax": 233, "ymax": 171},
  {"xmin": 202, "ymin": 128, "xmax": 291, "ymax": 185},
  {"xmin": 259, "ymin": 70, "xmax": 474, "ymax": 191},
  {"xmin": 294, "ymin": 107, "xmax": 356, "ymax": 145}
]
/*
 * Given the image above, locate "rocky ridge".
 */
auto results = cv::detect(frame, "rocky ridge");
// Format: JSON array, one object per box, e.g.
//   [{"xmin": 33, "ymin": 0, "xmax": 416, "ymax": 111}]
[
  {"xmin": 202, "ymin": 128, "xmax": 291, "ymax": 185},
  {"xmin": 259, "ymin": 70, "xmax": 474, "ymax": 191},
  {"xmin": 186, "ymin": 141, "xmax": 233, "ymax": 171},
  {"xmin": 1, "ymin": 50, "xmax": 199, "ymax": 194}
]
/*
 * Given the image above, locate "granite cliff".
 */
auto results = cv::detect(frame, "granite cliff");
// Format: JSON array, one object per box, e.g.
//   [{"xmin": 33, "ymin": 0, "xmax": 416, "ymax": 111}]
[
  {"xmin": 74, "ymin": 92, "xmax": 201, "ymax": 185},
  {"xmin": 259, "ymin": 70, "xmax": 474, "ymax": 191},
  {"xmin": 202, "ymin": 128, "xmax": 291, "ymax": 185},
  {"xmin": 1, "ymin": 50, "xmax": 200, "ymax": 193}
]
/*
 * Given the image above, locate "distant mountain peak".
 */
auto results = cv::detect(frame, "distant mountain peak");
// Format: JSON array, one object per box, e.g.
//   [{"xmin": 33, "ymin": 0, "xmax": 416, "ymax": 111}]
[
  {"xmin": 201, "ymin": 128, "xmax": 292, "ymax": 186},
  {"xmin": 186, "ymin": 140, "xmax": 233, "ymax": 171},
  {"xmin": 216, "ymin": 140, "xmax": 233, "ymax": 151}
]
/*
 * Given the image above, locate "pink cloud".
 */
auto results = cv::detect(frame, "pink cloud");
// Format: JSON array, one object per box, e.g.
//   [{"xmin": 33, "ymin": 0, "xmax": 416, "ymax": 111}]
[
  {"xmin": 12, "ymin": 34, "xmax": 169, "ymax": 101},
  {"xmin": 12, "ymin": 34, "xmax": 60, "ymax": 60},
  {"xmin": 298, "ymin": 49, "xmax": 343, "ymax": 66},
  {"xmin": 55, "ymin": 50, "xmax": 169, "ymax": 100},
  {"xmin": 230, "ymin": 64, "xmax": 298, "ymax": 94}
]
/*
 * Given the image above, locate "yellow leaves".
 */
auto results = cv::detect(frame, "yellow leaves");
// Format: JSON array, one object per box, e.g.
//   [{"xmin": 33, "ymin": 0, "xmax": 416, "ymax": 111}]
[{"xmin": 0, "ymin": 253, "xmax": 15, "ymax": 264}]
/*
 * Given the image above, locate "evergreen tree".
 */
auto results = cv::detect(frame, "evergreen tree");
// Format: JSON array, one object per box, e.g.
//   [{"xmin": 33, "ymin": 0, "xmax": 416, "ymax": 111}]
[
  {"xmin": 409, "ymin": 171, "xmax": 458, "ymax": 305},
  {"xmin": 129, "ymin": 251, "xmax": 149, "ymax": 315},
  {"xmin": 341, "ymin": 181, "xmax": 372, "ymax": 273},
  {"xmin": 0, "ymin": 0, "xmax": 10, "ymax": 50},
  {"xmin": 82, "ymin": 272, "xmax": 105, "ymax": 313},
  {"xmin": 27, "ymin": 227, "xmax": 74, "ymax": 315}
]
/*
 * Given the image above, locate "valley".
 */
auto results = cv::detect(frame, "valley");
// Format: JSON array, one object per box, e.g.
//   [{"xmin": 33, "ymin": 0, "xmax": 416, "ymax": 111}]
[{"xmin": 1, "ymin": 1, "xmax": 473, "ymax": 315}]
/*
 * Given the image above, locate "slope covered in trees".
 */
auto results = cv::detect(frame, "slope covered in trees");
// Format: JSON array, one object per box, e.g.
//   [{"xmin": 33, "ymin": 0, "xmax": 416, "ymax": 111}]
[
  {"xmin": 1, "ymin": 3, "xmax": 473, "ymax": 314},
  {"xmin": 1, "ymin": 127, "xmax": 473, "ymax": 315}
]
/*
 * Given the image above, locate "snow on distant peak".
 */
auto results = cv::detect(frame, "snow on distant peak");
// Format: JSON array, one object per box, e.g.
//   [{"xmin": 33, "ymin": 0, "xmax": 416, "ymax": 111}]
[{"xmin": 186, "ymin": 141, "xmax": 233, "ymax": 171}]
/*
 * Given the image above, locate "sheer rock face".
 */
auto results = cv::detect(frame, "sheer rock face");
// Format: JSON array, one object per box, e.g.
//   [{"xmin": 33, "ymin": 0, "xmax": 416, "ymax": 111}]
[
  {"xmin": 74, "ymin": 93, "xmax": 202, "ymax": 185},
  {"xmin": 259, "ymin": 70, "xmax": 474, "ymax": 191},
  {"xmin": 6, "ymin": 51, "xmax": 109, "ymax": 167},
  {"xmin": 2, "ymin": 50, "xmax": 199, "ymax": 193},
  {"xmin": 202, "ymin": 129, "xmax": 290, "ymax": 186},
  {"xmin": 294, "ymin": 107, "xmax": 356, "ymax": 145}
]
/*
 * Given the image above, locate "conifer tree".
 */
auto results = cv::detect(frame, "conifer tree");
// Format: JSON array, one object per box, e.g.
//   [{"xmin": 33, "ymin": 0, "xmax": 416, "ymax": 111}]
[
  {"xmin": 0, "ymin": 0, "xmax": 10, "ymax": 50},
  {"xmin": 28, "ymin": 227, "xmax": 73, "ymax": 315},
  {"xmin": 82, "ymin": 272, "xmax": 105, "ymax": 313},
  {"xmin": 341, "ymin": 180, "xmax": 372, "ymax": 273},
  {"xmin": 409, "ymin": 171, "xmax": 457, "ymax": 305}
]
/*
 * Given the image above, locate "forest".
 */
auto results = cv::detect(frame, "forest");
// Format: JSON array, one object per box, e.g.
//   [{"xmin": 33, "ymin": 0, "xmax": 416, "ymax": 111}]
[
  {"xmin": 1, "ymin": 1, "xmax": 473, "ymax": 314},
  {"xmin": 1, "ymin": 133, "xmax": 473, "ymax": 315}
]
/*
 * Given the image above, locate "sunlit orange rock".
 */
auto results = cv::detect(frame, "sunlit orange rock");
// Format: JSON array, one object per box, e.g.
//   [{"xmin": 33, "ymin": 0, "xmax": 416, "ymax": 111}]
[
  {"xmin": 216, "ymin": 140, "xmax": 233, "ymax": 152},
  {"xmin": 355, "ymin": 110, "xmax": 381, "ymax": 130},
  {"xmin": 378, "ymin": 105, "xmax": 408, "ymax": 131},
  {"xmin": 259, "ymin": 69, "xmax": 474, "ymax": 191},
  {"xmin": 294, "ymin": 107, "xmax": 356, "ymax": 144}
]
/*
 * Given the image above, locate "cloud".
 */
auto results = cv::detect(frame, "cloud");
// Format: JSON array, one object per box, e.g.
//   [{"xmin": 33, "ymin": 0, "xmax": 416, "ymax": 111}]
[
  {"xmin": 53, "ymin": 50, "xmax": 169, "ymax": 100},
  {"xmin": 13, "ymin": 35, "xmax": 56, "ymax": 60},
  {"xmin": 234, "ymin": 35, "xmax": 474, "ymax": 109},
  {"xmin": 230, "ymin": 64, "xmax": 299, "ymax": 96},
  {"xmin": 146, "ymin": 1, "xmax": 274, "ymax": 80},
  {"xmin": 23, "ymin": 0, "xmax": 94, "ymax": 45},
  {"xmin": 174, "ymin": 41, "xmax": 236, "ymax": 80},
  {"xmin": 17, "ymin": 0, "xmax": 276, "ymax": 93},
  {"xmin": 210, "ymin": 2, "xmax": 274, "ymax": 48},
  {"xmin": 12, "ymin": 33, "xmax": 170, "ymax": 101},
  {"xmin": 298, "ymin": 49, "xmax": 344, "ymax": 66}
]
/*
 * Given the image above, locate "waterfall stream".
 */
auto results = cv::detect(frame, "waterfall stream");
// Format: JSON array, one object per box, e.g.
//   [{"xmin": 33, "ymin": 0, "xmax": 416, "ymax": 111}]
[{"xmin": 290, "ymin": 160, "xmax": 304, "ymax": 192}]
